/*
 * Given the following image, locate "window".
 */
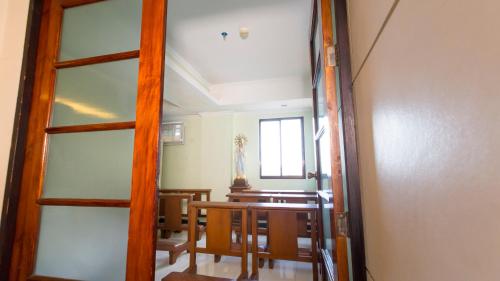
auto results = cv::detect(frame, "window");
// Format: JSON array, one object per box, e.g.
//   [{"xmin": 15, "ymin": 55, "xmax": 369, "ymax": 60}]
[{"xmin": 259, "ymin": 117, "xmax": 305, "ymax": 179}]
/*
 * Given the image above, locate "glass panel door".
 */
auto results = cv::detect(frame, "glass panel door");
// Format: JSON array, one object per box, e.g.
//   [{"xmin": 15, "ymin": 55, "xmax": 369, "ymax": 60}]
[
  {"xmin": 33, "ymin": 1, "xmax": 142, "ymax": 279},
  {"xmin": 9, "ymin": 0, "xmax": 166, "ymax": 280}
]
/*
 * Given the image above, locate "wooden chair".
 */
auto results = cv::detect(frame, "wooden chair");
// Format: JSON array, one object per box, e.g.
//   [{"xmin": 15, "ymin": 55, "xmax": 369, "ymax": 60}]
[
  {"xmin": 162, "ymin": 272, "xmax": 234, "ymax": 281},
  {"xmin": 249, "ymin": 203, "xmax": 319, "ymax": 281},
  {"xmin": 188, "ymin": 202, "xmax": 249, "ymax": 281}
]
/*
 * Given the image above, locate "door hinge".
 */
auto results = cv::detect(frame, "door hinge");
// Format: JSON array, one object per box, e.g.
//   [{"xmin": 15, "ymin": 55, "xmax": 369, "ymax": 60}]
[
  {"xmin": 336, "ymin": 211, "xmax": 349, "ymax": 237},
  {"xmin": 327, "ymin": 44, "xmax": 340, "ymax": 67}
]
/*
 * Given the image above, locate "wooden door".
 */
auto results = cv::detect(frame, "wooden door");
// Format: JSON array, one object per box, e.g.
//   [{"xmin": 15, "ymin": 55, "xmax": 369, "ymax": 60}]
[
  {"xmin": 8, "ymin": 0, "xmax": 166, "ymax": 280},
  {"xmin": 309, "ymin": 0, "xmax": 351, "ymax": 280}
]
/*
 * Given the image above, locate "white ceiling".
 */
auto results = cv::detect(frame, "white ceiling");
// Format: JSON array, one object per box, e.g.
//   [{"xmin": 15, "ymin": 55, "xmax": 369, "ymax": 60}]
[
  {"xmin": 166, "ymin": 0, "xmax": 311, "ymax": 84},
  {"xmin": 164, "ymin": 0, "xmax": 313, "ymax": 117}
]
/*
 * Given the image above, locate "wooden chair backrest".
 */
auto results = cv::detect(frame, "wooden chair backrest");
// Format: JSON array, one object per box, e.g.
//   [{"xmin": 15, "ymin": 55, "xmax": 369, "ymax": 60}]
[
  {"xmin": 250, "ymin": 203, "xmax": 318, "ymax": 260},
  {"xmin": 249, "ymin": 203, "xmax": 319, "ymax": 281},
  {"xmin": 188, "ymin": 202, "xmax": 249, "ymax": 280},
  {"xmin": 159, "ymin": 193, "xmax": 193, "ymax": 231}
]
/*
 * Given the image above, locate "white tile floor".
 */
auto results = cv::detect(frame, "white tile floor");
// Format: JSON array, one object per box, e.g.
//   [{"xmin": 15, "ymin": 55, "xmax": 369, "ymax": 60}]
[{"xmin": 155, "ymin": 232, "xmax": 313, "ymax": 281}]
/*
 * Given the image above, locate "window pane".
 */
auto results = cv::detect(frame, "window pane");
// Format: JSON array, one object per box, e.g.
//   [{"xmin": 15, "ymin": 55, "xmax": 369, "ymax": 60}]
[
  {"xmin": 281, "ymin": 119, "xmax": 304, "ymax": 176},
  {"xmin": 51, "ymin": 59, "xmax": 139, "ymax": 127},
  {"xmin": 43, "ymin": 130, "xmax": 134, "ymax": 199},
  {"xmin": 260, "ymin": 121, "xmax": 281, "ymax": 176},
  {"xmin": 35, "ymin": 206, "xmax": 129, "ymax": 281},
  {"xmin": 59, "ymin": 0, "xmax": 142, "ymax": 61}
]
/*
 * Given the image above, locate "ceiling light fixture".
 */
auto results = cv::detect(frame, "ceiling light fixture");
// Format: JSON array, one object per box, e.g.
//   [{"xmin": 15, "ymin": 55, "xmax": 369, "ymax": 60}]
[{"xmin": 239, "ymin": 27, "xmax": 249, "ymax": 39}]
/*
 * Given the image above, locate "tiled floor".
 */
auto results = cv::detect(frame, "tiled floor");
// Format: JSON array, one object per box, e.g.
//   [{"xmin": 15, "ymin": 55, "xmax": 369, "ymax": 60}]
[{"xmin": 155, "ymin": 232, "xmax": 313, "ymax": 281}]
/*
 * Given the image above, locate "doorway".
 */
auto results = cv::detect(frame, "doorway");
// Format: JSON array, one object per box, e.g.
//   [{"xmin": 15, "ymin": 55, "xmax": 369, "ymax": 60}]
[{"xmin": 1, "ymin": 0, "xmax": 364, "ymax": 280}]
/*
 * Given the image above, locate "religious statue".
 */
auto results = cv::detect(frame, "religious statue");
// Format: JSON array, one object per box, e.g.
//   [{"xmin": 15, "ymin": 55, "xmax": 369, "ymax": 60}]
[{"xmin": 232, "ymin": 134, "xmax": 249, "ymax": 189}]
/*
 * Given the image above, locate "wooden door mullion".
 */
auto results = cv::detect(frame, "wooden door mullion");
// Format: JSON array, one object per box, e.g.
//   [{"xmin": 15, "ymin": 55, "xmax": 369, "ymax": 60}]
[{"xmin": 125, "ymin": 0, "xmax": 167, "ymax": 279}]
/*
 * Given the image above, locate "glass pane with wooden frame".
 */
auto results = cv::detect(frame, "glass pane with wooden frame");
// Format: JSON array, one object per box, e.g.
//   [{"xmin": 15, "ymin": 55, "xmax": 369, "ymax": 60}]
[
  {"xmin": 309, "ymin": 0, "xmax": 351, "ymax": 280},
  {"xmin": 9, "ymin": 0, "xmax": 166, "ymax": 280}
]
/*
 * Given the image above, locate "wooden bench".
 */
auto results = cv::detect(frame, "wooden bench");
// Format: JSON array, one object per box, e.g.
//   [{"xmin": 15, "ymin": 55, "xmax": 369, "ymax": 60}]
[
  {"xmin": 162, "ymin": 272, "xmax": 234, "ymax": 281},
  {"xmin": 249, "ymin": 203, "xmax": 319, "ymax": 281},
  {"xmin": 188, "ymin": 202, "xmax": 249, "ymax": 281}
]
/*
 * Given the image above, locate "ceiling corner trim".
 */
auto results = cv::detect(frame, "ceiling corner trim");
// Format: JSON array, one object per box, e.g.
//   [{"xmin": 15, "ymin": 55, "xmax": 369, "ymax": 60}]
[{"xmin": 165, "ymin": 45, "xmax": 220, "ymax": 104}]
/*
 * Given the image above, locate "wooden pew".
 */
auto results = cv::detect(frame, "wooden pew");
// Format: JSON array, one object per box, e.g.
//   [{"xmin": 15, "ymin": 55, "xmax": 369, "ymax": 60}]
[
  {"xmin": 158, "ymin": 193, "xmax": 193, "ymax": 238},
  {"xmin": 227, "ymin": 192, "xmax": 318, "ymax": 204},
  {"xmin": 249, "ymin": 203, "xmax": 319, "ymax": 281},
  {"xmin": 226, "ymin": 193, "xmax": 271, "ymax": 263},
  {"xmin": 156, "ymin": 194, "xmax": 193, "ymax": 265},
  {"xmin": 188, "ymin": 202, "xmax": 249, "ymax": 281},
  {"xmin": 228, "ymin": 193, "xmax": 317, "ymax": 239},
  {"xmin": 242, "ymin": 189, "xmax": 317, "ymax": 195},
  {"xmin": 159, "ymin": 188, "xmax": 212, "ymax": 202}
]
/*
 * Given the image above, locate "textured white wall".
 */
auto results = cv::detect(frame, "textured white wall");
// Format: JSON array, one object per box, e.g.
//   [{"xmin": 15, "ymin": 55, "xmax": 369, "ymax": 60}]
[
  {"xmin": 0, "ymin": 0, "xmax": 30, "ymax": 218},
  {"xmin": 348, "ymin": 0, "xmax": 500, "ymax": 280}
]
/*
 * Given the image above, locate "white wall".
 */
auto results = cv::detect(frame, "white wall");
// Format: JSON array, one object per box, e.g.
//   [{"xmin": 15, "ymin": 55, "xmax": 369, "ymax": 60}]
[
  {"xmin": 0, "ymin": 0, "xmax": 30, "ymax": 217},
  {"xmin": 233, "ymin": 110, "xmax": 316, "ymax": 191},
  {"xmin": 161, "ymin": 109, "xmax": 316, "ymax": 201},
  {"xmin": 161, "ymin": 113, "xmax": 234, "ymax": 202},
  {"xmin": 348, "ymin": 0, "xmax": 500, "ymax": 280}
]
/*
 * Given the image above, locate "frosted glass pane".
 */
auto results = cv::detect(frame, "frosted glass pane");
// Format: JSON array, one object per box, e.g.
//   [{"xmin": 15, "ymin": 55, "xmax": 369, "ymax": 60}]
[
  {"xmin": 319, "ymin": 127, "xmax": 332, "ymax": 191},
  {"xmin": 51, "ymin": 59, "xmax": 138, "ymax": 126},
  {"xmin": 260, "ymin": 121, "xmax": 281, "ymax": 176},
  {"xmin": 43, "ymin": 130, "xmax": 134, "ymax": 199},
  {"xmin": 281, "ymin": 119, "xmax": 304, "ymax": 176},
  {"xmin": 35, "ymin": 206, "xmax": 129, "ymax": 281},
  {"xmin": 59, "ymin": 0, "xmax": 142, "ymax": 60}
]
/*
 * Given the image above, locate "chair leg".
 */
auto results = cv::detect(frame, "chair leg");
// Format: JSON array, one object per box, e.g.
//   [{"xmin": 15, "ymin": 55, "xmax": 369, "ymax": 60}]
[
  {"xmin": 258, "ymin": 258, "xmax": 265, "ymax": 268},
  {"xmin": 268, "ymin": 259, "xmax": 274, "ymax": 269},
  {"xmin": 168, "ymin": 250, "xmax": 177, "ymax": 265},
  {"xmin": 214, "ymin": 255, "xmax": 222, "ymax": 263}
]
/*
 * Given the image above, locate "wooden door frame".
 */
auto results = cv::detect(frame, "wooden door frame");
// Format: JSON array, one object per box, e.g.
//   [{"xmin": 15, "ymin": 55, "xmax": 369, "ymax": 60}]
[
  {"xmin": 333, "ymin": 0, "xmax": 367, "ymax": 280},
  {"xmin": 0, "ymin": 0, "xmax": 43, "ymax": 279},
  {"xmin": 310, "ymin": 0, "xmax": 366, "ymax": 280},
  {"xmin": 0, "ymin": 0, "xmax": 166, "ymax": 279}
]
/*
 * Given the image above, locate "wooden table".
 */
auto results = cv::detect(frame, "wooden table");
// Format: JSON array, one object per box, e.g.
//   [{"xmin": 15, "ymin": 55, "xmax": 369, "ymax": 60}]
[{"xmin": 159, "ymin": 188, "xmax": 211, "ymax": 201}]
